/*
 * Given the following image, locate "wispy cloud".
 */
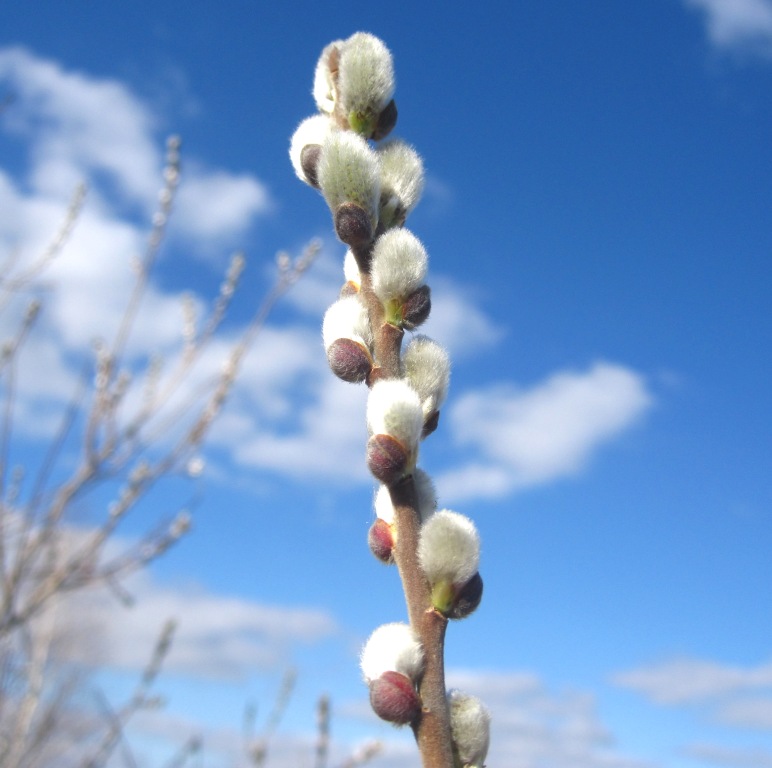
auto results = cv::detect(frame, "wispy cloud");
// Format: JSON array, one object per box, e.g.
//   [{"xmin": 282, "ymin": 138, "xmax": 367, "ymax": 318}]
[
  {"xmin": 685, "ymin": 0, "xmax": 772, "ymax": 57},
  {"xmin": 441, "ymin": 669, "xmax": 654, "ymax": 768},
  {"xmin": 614, "ymin": 655, "xmax": 772, "ymax": 739},
  {"xmin": 421, "ymin": 275, "xmax": 505, "ymax": 358},
  {"xmin": 0, "ymin": 45, "xmax": 277, "ymax": 443},
  {"xmin": 682, "ymin": 743, "xmax": 772, "ymax": 767},
  {"xmin": 172, "ymin": 164, "xmax": 272, "ymax": 254},
  {"xmin": 437, "ymin": 362, "xmax": 653, "ymax": 502},
  {"xmin": 0, "ymin": 46, "xmax": 272, "ymax": 234},
  {"xmin": 131, "ymin": 666, "xmax": 655, "ymax": 768},
  {"xmin": 65, "ymin": 569, "xmax": 338, "ymax": 682},
  {"xmin": 613, "ymin": 656, "xmax": 772, "ymax": 705}
]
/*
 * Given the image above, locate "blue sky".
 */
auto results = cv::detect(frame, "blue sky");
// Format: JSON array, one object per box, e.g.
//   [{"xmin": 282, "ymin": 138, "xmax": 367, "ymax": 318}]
[{"xmin": 1, "ymin": 1, "xmax": 771, "ymax": 766}]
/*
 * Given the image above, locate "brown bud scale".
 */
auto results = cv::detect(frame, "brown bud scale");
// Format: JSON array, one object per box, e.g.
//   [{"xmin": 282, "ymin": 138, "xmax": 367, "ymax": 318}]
[
  {"xmin": 369, "ymin": 671, "xmax": 421, "ymax": 725},
  {"xmin": 402, "ymin": 284, "xmax": 431, "ymax": 330},
  {"xmin": 366, "ymin": 433, "xmax": 409, "ymax": 485},
  {"xmin": 327, "ymin": 338, "xmax": 372, "ymax": 383},
  {"xmin": 300, "ymin": 144, "xmax": 322, "ymax": 188},
  {"xmin": 372, "ymin": 99, "xmax": 398, "ymax": 141},
  {"xmin": 448, "ymin": 572, "xmax": 484, "ymax": 620},
  {"xmin": 334, "ymin": 202, "xmax": 373, "ymax": 248},
  {"xmin": 368, "ymin": 518, "xmax": 395, "ymax": 564}
]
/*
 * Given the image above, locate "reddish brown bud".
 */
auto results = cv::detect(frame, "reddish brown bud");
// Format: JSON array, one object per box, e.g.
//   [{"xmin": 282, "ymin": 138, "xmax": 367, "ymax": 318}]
[
  {"xmin": 402, "ymin": 284, "xmax": 431, "ymax": 330},
  {"xmin": 300, "ymin": 144, "xmax": 322, "ymax": 188},
  {"xmin": 366, "ymin": 433, "xmax": 409, "ymax": 485},
  {"xmin": 326, "ymin": 338, "xmax": 372, "ymax": 383},
  {"xmin": 372, "ymin": 99, "xmax": 398, "ymax": 141},
  {"xmin": 369, "ymin": 671, "xmax": 421, "ymax": 725},
  {"xmin": 447, "ymin": 572, "xmax": 484, "ymax": 620},
  {"xmin": 334, "ymin": 202, "xmax": 373, "ymax": 248},
  {"xmin": 368, "ymin": 518, "xmax": 395, "ymax": 564}
]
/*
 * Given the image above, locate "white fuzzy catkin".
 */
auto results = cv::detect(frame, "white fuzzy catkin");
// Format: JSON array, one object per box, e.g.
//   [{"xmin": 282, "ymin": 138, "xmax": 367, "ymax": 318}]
[
  {"xmin": 448, "ymin": 690, "xmax": 491, "ymax": 768},
  {"xmin": 374, "ymin": 468, "xmax": 437, "ymax": 525},
  {"xmin": 360, "ymin": 622, "xmax": 424, "ymax": 683},
  {"xmin": 289, "ymin": 115, "xmax": 334, "ymax": 183},
  {"xmin": 418, "ymin": 510, "xmax": 480, "ymax": 587},
  {"xmin": 322, "ymin": 296, "xmax": 371, "ymax": 351},
  {"xmin": 317, "ymin": 131, "xmax": 381, "ymax": 225},
  {"xmin": 338, "ymin": 33, "xmax": 395, "ymax": 116},
  {"xmin": 403, "ymin": 335, "xmax": 450, "ymax": 417},
  {"xmin": 366, "ymin": 379, "xmax": 423, "ymax": 449},
  {"xmin": 313, "ymin": 40, "xmax": 344, "ymax": 114},
  {"xmin": 371, "ymin": 229, "xmax": 428, "ymax": 303},
  {"xmin": 377, "ymin": 140, "xmax": 425, "ymax": 224}
]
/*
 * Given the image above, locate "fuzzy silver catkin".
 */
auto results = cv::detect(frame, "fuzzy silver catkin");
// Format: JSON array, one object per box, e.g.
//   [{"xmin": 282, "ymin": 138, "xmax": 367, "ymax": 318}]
[
  {"xmin": 338, "ymin": 33, "xmax": 395, "ymax": 117},
  {"xmin": 370, "ymin": 228, "xmax": 428, "ymax": 303},
  {"xmin": 403, "ymin": 335, "xmax": 450, "ymax": 417},
  {"xmin": 313, "ymin": 40, "xmax": 344, "ymax": 114},
  {"xmin": 366, "ymin": 379, "xmax": 424, "ymax": 449},
  {"xmin": 418, "ymin": 510, "xmax": 480, "ymax": 588},
  {"xmin": 317, "ymin": 131, "xmax": 381, "ymax": 226},
  {"xmin": 289, "ymin": 115, "xmax": 334, "ymax": 183},
  {"xmin": 360, "ymin": 622, "xmax": 424, "ymax": 683},
  {"xmin": 377, "ymin": 139, "xmax": 425, "ymax": 225},
  {"xmin": 448, "ymin": 689, "xmax": 491, "ymax": 768},
  {"xmin": 322, "ymin": 295, "xmax": 371, "ymax": 351}
]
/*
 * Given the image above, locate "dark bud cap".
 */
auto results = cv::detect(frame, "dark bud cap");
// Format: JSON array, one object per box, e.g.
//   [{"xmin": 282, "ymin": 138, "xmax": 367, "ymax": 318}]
[
  {"xmin": 334, "ymin": 202, "xmax": 373, "ymax": 248},
  {"xmin": 300, "ymin": 144, "xmax": 322, "ymax": 188},
  {"xmin": 402, "ymin": 284, "xmax": 431, "ymax": 330},
  {"xmin": 327, "ymin": 338, "xmax": 372, "ymax": 383},
  {"xmin": 372, "ymin": 99, "xmax": 398, "ymax": 141},
  {"xmin": 369, "ymin": 671, "xmax": 421, "ymax": 725},
  {"xmin": 422, "ymin": 409, "xmax": 440, "ymax": 439},
  {"xmin": 366, "ymin": 433, "xmax": 409, "ymax": 485},
  {"xmin": 447, "ymin": 572, "xmax": 484, "ymax": 620},
  {"xmin": 368, "ymin": 518, "xmax": 395, "ymax": 564}
]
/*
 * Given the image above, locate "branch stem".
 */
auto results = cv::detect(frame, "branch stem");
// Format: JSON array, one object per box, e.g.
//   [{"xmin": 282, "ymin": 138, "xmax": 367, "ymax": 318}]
[{"xmin": 360, "ymin": 266, "xmax": 454, "ymax": 768}]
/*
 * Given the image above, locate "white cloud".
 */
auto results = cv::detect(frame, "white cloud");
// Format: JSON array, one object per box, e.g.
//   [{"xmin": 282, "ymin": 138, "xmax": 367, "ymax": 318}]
[
  {"xmin": 682, "ymin": 743, "xmax": 772, "ymax": 767},
  {"xmin": 612, "ymin": 656, "xmax": 772, "ymax": 705},
  {"xmin": 686, "ymin": 0, "xmax": 772, "ymax": 57},
  {"xmin": 123, "ymin": 707, "xmax": 396, "ymax": 768},
  {"xmin": 64, "ymin": 570, "xmax": 338, "ymax": 682},
  {"xmin": 437, "ymin": 362, "xmax": 653, "ymax": 502},
  {"xmin": 126, "ymin": 666, "xmax": 655, "ymax": 768},
  {"xmin": 0, "ymin": 46, "xmax": 160, "ymax": 206},
  {"xmin": 278, "ymin": 241, "xmax": 353, "ymax": 317},
  {"xmin": 173, "ymin": 165, "xmax": 272, "ymax": 248},
  {"xmin": 614, "ymin": 655, "xmax": 772, "ymax": 743},
  {"xmin": 0, "ymin": 46, "xmax": 279, "ymax": 449},
  {"xmin": 420, "ymin": 275, "xmax": 505, "ymax": 358},
  {"xmin": 229, "ymin": 374, "xmax": 370, "ymax": 482},
  {"xmin": 0, "ymin": 46, "xmax": 272, "ymax": 235},
  {"xmin": 443, "ymin": 669, "xmax": 655, "ymax": 768},
  {"xmin": 718, "ymin": 696, "xmax": 772, "ymax": 729}
]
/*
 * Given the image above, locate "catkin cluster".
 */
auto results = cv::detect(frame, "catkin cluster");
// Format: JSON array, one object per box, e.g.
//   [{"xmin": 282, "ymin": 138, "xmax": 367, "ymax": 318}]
[{"xmin": 291, "ymin": 33, "xmax": 490, "ymax": 767}]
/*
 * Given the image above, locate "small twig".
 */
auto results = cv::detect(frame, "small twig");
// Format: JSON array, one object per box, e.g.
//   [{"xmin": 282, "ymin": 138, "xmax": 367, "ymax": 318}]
[
  {"xmin": 80, "ymin": 620, "xmax": 176, "ymax": 768},
  {"xmin": 314, "ymin": 694, "xmax": 330, "ymax": 768},
  {"xmin": 246, "ymin": 667, "xmax": 297, "ymax": 767},
  {"xmin": 0, "ymin": 184, "xmax": 86, "ymax": 313},
  {"xmin": 338, "ymin": 741, "xmax": 382, "ymax": 768}
]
